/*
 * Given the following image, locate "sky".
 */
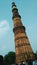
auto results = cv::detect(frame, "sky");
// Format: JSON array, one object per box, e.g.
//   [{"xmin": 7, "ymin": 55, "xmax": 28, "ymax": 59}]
[{"xmin": 0, "ymin": 0, "xmax": 37, "ymax": 56}]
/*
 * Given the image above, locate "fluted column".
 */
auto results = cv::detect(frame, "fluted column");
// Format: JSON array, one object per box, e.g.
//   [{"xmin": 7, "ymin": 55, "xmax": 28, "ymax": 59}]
[{"xmin": 12, "ymin": 2, "xmax": 35, "ymax": 64}]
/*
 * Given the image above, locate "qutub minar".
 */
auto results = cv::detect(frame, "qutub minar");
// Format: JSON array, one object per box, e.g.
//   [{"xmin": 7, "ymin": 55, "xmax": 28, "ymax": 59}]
[{"xmin": 12, "ymin": 2, "xmax": 34, "ymax": 64}]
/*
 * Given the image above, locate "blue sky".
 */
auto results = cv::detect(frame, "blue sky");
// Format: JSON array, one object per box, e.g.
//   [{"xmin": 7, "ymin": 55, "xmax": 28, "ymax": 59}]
[{"xmin": 0, "ymin": 0, "xmax": 37, "ymax": 56}]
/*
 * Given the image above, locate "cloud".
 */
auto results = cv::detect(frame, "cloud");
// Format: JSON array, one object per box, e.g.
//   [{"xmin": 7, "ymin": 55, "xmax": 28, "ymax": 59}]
[
  {"xmin": 0, "ymin": 20, "xmax": 10, "ymax": 36},
  {"xmin": 0, "ymin": 20, "xmax": 10, "ymax": 30},
  {"xmin": 1, "ymin": 44, "xmax": 6, "ymax": 50}
]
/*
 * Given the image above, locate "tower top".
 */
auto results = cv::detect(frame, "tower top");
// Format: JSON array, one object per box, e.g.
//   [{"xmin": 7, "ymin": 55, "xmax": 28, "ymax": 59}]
[
  {"xmin": 12, "ymin": 2, "xmax": 21, "ymax": 19},
  {"xmin": 12, "ymin": 2, "xmax": 16, "ymax": 8}
]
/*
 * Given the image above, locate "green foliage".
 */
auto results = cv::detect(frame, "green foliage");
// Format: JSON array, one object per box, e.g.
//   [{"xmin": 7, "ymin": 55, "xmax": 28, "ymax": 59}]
[
  {"xmin": 4, "ymin": 51, "xmax": 16, "ymax": 65},
  {"xmin": 35, "ymin": 51, "xmax": 37, "ymax": 59},
  {"xmin": 0, "ymin": 55, "xmax": 3, "ymax": 65}
]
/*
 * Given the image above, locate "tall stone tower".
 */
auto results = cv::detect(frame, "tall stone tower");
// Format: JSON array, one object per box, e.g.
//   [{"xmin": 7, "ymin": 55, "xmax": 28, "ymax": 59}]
[{"xmin": 12, "ymin": 2, "xmax": 34, "ymax": 64}]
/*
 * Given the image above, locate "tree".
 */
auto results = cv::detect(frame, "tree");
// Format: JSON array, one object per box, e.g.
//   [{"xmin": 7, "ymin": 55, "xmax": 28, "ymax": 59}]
[
  {"xmin": 35, "ymin": 51, "xmax": 37, "ymax": 60},
  {"xmin": 4, "ymin": 51, "xmax": 16, "ymax": 65},
  {"xmin": 0, "ymin": 55, "xmax": 3, "ymax": 65}
]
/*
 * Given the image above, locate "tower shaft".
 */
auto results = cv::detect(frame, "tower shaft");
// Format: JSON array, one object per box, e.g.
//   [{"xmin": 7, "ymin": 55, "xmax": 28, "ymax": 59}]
[{"xmin": 12, "ymin": 2, "xmax": 34, "ymax": 64}]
